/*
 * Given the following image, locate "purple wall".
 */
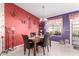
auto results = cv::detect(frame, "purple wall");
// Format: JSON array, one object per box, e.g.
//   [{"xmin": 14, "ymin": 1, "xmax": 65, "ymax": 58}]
[
  {"xmin": 48, "ymin": 14, "xmax": 70, "ymax": 42},
  {"xmin": 62, "ymin": 14, "xmax": 70, "ymax": 40},
  {"xmin": 47, "ymin": 10, "xmax": 79, "ymax": 42},
  {"xmin": 48, "ymin": 11, "xmax": 79, "ymax": 42}
]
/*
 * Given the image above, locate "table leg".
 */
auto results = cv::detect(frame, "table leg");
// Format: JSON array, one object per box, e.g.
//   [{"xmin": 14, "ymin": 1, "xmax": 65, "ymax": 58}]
[
  {"xmin": 47, "ymin": 43, "xmax": 49, "ymax": 52},
  {"xmin": 50, "ymin": 39, "xmax": 51, "ymax": 47},
  {"xmin": 34, "ymin": 42, "xmax": 36, "ymax": 56}
]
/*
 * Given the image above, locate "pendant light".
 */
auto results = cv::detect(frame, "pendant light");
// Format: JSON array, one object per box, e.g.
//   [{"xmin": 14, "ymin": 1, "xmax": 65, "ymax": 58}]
[{"xmin": 40, "ymin": 5, "xmax": 47, "ymax": 22}]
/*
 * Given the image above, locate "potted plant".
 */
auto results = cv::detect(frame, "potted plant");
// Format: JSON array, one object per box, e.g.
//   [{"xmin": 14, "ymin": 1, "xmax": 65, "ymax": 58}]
[{"xmin": 54, "ymin": 31, "xmax": 61, "ymax": 35}]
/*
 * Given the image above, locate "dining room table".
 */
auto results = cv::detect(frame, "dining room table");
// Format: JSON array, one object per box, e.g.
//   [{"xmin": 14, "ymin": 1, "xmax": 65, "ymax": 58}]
[{"xmin": 29, "ymin": 35, "xmax": 44, "ymax": 56}]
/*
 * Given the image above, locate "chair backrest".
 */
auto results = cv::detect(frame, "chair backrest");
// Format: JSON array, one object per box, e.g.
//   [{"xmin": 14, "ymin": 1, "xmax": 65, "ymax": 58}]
[
  {"xmin": 22, "ymin": 35, "xmax": 29, "ymax": 44},
  {"xmin": 42, "ymin": 34, "xmax": 48, "ymax": 46}
]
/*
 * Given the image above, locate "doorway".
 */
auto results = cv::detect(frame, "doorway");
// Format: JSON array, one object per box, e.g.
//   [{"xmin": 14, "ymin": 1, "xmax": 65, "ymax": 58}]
[{"xmin": 70, "ymin": 20, "xmax": 79, "ymax": 46}]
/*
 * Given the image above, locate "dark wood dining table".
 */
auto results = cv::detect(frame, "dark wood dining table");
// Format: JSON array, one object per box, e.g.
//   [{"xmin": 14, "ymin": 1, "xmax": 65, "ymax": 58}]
[{"xmin": 29, "ymin": 35, "xmax": 44, "ymax": 56}]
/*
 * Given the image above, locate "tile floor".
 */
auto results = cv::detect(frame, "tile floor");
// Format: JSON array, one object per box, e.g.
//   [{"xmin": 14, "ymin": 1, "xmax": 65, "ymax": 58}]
[{"xmin": 1, "ymin": 41, "xmax": 79, "ymax": 56}]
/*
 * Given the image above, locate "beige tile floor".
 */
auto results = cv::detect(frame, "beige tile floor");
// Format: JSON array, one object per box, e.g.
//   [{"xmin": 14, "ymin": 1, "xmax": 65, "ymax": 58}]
[{"xmin": 1, "ymin": 41, "xmax": 79, "ymax": 56}]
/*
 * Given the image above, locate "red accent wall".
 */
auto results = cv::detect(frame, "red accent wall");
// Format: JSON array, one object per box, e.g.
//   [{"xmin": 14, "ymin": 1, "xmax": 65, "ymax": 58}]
[{"xmin": 5, "ymin": 3, "xmax": 40, "ymax": 49}]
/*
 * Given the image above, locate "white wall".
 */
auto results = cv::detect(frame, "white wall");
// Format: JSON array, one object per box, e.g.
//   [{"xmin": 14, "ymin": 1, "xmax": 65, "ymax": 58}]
[{"xmin": 0, "ymin": 3, "xmax": 4, "ymax": 53}]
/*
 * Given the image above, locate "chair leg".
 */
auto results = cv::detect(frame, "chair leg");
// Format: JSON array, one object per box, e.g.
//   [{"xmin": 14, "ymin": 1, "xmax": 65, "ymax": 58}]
[
  {"xmin": 36, "ymin": 45, "xmax": 39, "ymax": 53},
  {"xmin": 50, "ymin": 40, "xmax": 51, "ymax": 47},
  {"xmin": 28, "ymin": 49, "xmax": 30, "ymax": 56},
  {"xmin": 32, "ymin": 48, "xmax": 35, "ymax": 56},
  {"xmin": 33, "ymin": 48, "xmax": 35, "ymax": 56},
  {"xmin": 47, "ymin": 45, "xmax": 49, "ymax": 52},
  {"xmin": 24, "ymin": 48, "xmax": 26, "ymax": 55},
  {"xmin": 43, "ymin": 47, "xmax": 45, "ymax": 55},
  {"xmin": 24, "ymin": 44, "xmax": 26, "ymax": 55}
]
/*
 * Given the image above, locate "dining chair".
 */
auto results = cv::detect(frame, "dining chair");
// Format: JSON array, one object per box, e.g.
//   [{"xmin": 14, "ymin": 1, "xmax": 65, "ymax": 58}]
[
  {"xmin": 36, "ymin": 34, "xmax": 49, "ymax": 55},
  {"xmin": 47, "ymin": 32, "xmax": 51, "ymax": 47},
  {"xmin": 22, "ymin": 35, "xmax": 34, "ymax": 56}
]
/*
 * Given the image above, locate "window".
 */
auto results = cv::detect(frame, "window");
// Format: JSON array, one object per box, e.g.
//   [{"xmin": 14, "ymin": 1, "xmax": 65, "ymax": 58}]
[{"xmin": 45, "ymin": 16, "xmax": 63, "ymax": 35}]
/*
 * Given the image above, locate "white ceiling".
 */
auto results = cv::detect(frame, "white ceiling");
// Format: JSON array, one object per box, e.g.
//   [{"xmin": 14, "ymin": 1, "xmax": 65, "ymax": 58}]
[{"xmin": 15, "ymin": 3, "xmax": 79, "ymax": 18}]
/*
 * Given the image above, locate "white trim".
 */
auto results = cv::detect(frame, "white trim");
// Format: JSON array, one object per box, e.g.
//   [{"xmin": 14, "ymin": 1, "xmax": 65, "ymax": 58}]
[
  {"xmin": 70, "ymin": 21, "xmax": 73, "ymax": 46},
  {"xmin": 14, "ymin": 44, "xmax": 24, "ymax": 49},
  {"xmin": 0, "ymin": 3, "xmax": 4, "ymax": 53}
]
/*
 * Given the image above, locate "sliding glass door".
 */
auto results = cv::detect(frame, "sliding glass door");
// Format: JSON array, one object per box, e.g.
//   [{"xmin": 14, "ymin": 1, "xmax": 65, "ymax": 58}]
[
  {"xmin": 69, "ymin": 12, "xmax": 79, "ymax": 45},
  {"xmin": 72, "ymin": 21, "xmax": 79, "ymax": 45}
]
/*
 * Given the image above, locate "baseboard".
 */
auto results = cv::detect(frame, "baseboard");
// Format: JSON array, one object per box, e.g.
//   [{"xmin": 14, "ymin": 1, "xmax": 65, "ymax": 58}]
[
  {"xmin": 14, "ymin": 44, "xmax": 24, "ymax": 49},
  {"xmin": 4, "ymin": 44, "xmax": 24, "ymax": 50}
]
